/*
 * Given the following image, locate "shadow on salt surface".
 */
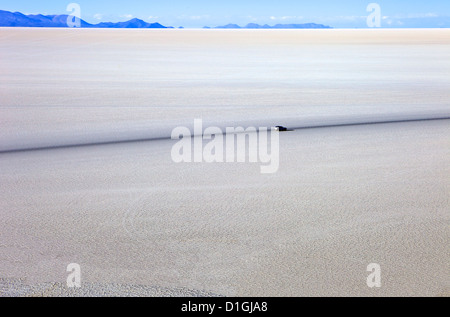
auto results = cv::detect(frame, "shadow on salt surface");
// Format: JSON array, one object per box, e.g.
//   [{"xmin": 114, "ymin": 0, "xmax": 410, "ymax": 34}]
[{"xmin": 1, "ymin": 112, "xmax": 449, "ymax": 154}]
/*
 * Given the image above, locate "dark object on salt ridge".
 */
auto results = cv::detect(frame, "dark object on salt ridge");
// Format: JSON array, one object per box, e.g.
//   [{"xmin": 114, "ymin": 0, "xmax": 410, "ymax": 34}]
[{"xmin": 275, "ymin": 126, "xmax": 288, "ymax": 132}]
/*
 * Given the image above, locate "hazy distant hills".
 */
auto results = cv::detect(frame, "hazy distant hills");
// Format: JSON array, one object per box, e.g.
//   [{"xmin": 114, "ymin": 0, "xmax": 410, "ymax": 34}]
[
  {"xmin": 94, "ymin": 18, "xmax": 167, "ymax": 29},
  {"xmin": 0, "ymin": 10, "xmax": 169, "ymax": 28},
  {"xmin": 213, "ymin": 23, "xmax": 332, "ymax": 29},
  {"xmin": 0, "ymin": 10, "xmax": 87, "ymax": 27},
  {"xmin": 0, "ymin": 10, "xmax": 331, "ymax": 29}
]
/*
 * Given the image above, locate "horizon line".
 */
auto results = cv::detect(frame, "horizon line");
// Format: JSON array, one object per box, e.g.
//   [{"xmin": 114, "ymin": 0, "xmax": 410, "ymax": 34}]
[{"xmin": 2, "ymin": 9, "xmax": 449, "ymax": 29}]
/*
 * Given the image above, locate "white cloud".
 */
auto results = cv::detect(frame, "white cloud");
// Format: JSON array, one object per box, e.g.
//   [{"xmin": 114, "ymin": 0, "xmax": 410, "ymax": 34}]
[
  {"xmin": 409, "ymin": 13, "xmax": 438, "ymax": 18},
  {"xmin": 282, "ymin": 16, "xmax": 302, "ymax": 20},
  {"xmin": 189, "ymin": 15, "xmax": 210, "ymax": 20},
  {"xmin": 267, "ymin": 15, "xmax": 304, "ymax": 22},
  {"xmin": 93, "ymin": 13, "xmax": 103, "ymax": 20},
  {"xmin": 390, "ymin": 13, "xmax": 440, "ymax": 19}
]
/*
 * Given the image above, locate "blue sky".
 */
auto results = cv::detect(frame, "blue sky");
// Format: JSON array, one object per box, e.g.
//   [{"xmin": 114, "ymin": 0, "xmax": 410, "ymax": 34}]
[{"xmin": 1, "ymin": 0, "xmax": 450, "ymax": 28}]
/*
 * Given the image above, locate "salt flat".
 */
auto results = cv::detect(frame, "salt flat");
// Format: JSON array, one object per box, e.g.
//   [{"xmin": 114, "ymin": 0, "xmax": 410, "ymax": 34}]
[
  {"xmin": 0, "ymin": 120, "xmax": 448, "ymax": 297},
  {"xmin": 0, "ymin": 29, "xmax": 449, "ymax": 297},
  {"xmin": 0, "ymin": 28, "xmax": 449, "ymax": 150}
]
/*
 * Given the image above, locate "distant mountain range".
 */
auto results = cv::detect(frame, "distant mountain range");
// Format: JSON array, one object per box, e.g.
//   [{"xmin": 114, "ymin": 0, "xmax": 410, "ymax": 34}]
[
  {"xmin": 0, "ymin": 10, "xmax": 332, "ymax": 29},
  {"xmin": 0, "ymin": 10, "xmax": 170, "ymax": 28},
  {"xmin": 212, "ymin": 23, "xmax": 332, "ymax": 29}
]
